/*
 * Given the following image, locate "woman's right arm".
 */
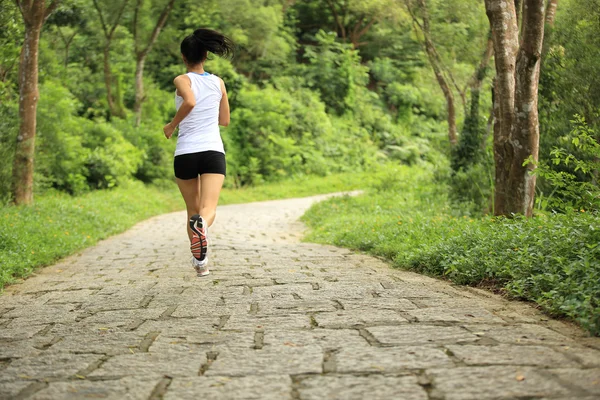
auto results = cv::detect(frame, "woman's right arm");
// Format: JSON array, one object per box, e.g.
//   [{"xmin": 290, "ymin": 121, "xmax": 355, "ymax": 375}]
[
  {"xmin": 163, "ymin": 75, "xmax": 195, "ymax": 139},
  {"xmin": 218, "ymin": 78, "xmax": 230, "ymax": 127}
]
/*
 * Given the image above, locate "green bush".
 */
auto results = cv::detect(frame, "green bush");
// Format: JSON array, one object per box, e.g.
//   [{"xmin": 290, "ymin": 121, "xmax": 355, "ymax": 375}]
[
  {"xmin": 527, "ymin": 115, "xmax": 600, "ymax": 213},
  {"xmin": 303, "ymin": 30, "xmax": 369, "ymax": 115},
  {"xmin": 83, "ymin": 122, "xmax": 144, "ymax": 189},
  {"xmin": 224, "ymin": 82, "xmax": 382, "ymax": 185},
  {"xmin": 0, "ymin": 81, "xmax": 18, "ymax": 204},
  {"xmin": 35, "ymin": 80, "xmax": 91, "ymax": 194}
]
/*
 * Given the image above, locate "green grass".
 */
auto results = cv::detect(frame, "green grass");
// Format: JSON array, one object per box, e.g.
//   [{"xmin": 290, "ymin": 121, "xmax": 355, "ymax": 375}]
[
  {"xmin": 0, "ymin": 172, "xmax": 364, "ymax": 289},
  {"xmin": 302, "ymin": 165, "xmax": 600, "ymax": 335},
  {"xmin": 219, "ymin": 172, "xmax": 365, "ymax": 205},
  {"xmin": 0, "ymin": 182, "xmax": 181, "ymax": 289}
]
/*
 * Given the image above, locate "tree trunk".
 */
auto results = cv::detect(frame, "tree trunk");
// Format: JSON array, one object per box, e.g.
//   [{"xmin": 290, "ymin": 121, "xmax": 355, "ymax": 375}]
[
  {"xmin": 452, "ymin": 35, "xmax": 495, "ymax": 171},
  {"xmin": 57, "ymin": 27, "xmax": 76, "ymax": 69},
  {"xmin": 12, "ymin": 0, "xmax": 60, "ymax": 205},
  {"xmin": 13, "ymin": 24, "xmax": 42, "ymax": 205},
  {"xmin": 93, "ymin": 0, "xmax": 129, "ymax": 119},
  {"xmin": 486, "ymin": 0, "xmax": 545, "ymax": 217},
  {"xmin": 541, "ymin": 0, "xmax": 559, "ymax": 57},
  {"xmin": 546, "ymin": 0, "xmax": 558, "ymax": 25},
  {"xmin": 430, "ymin": 50, "xmax": 458, "ymax": 145},
  {"xmin": 511, "ymin": 0, "xmax": 545, "ymax": 215},
  {"xmin": 406, "ymin": 0, "xmax": 458, "ymax": 145},
  {"xmin": 133, "ymin": 0, "xmax": 175, "ymax": 126},
  {"xmin": 466, "ymin": 35, "xmax": 494, "ymax": 140},
  {"xmin": 102, "ymin": 44, "xmax": 122, "ymax": 118},
  {"xmin": 134, "ymin": 56, "xmax": 145, "ymax": 126},
  {"xmin": 472, "ymin": 36, "xmax": 494, "ymax": 106}
]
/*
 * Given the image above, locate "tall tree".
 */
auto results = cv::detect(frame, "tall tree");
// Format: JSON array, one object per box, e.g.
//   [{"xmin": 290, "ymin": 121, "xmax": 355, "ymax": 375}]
[
  {"xmin": 324, "ymin": 0, "xmax": 401, "ymax": 48},
  {"xmin": 93, "ymin": 0, "xmax": 129, "ymax": 119},
  {"xmin": 452, "ymin": 33, "xmax": 495, "ymax": 172},
  {"xmin": 485, "ymin": 0, "xmax": 546, "ymax": 216},
  {"xmin": 133, "ymin": 0, "xmax": 176, "ymax": 126},
  {"xmin": 47, "ymin": 3, "xmax": 86, "ymax": 69},
  {"xmin": 405, "ymin": 0, "xmax": 458, "ymax": 145},
  {"xmin": 12, "ymin": 0, "xmax": 61, "ymax": 205}
]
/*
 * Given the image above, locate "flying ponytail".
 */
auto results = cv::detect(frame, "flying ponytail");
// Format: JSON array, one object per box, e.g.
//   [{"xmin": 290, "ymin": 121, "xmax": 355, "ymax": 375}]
[{"xmin": 180, "ymin": 28, "xmax": 234, "ymax": 65}]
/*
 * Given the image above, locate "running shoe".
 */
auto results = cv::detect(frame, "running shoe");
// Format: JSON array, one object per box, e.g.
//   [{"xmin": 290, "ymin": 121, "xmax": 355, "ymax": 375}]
[
  {"xmin": 189, "ymin": 214, "xmax": 208, "ymax": 262},
  {"xmin": 191, "ymin": 256, "xmax": 209, "ymax": 277}
]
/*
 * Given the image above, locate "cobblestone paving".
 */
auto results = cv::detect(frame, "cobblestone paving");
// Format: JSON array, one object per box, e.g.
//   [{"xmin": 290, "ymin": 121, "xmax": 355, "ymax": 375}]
[{"xmin": 1, "ymin": 194, "xmax": 599, "ymax": 399}]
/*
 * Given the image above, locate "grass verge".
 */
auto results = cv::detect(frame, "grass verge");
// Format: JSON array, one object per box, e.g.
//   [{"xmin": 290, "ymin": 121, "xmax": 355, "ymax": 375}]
[
  {"xmin": 0, "ymin": 172, "xmax": 364, "ymax": 289},
  {"xmin": 220, "ymin": 172, "xmax": 365, "ymax": 205},
  {"xmin": 302, "ymin": 165, "xmax": 600, "ymax": 335}
]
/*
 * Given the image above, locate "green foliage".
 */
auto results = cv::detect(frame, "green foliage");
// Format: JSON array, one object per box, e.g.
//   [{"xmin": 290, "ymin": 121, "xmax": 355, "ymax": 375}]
[
  {"xmin": 447, "ymin": 158, "xmax": 494, "ymax": 215},
  {"xmin": 0, "ymin": 84, "xmax": 18, "ymax": 204},
  {"xmin": 539, "ymin": 0, "xmax": 600, "ymax": 193},
  {"xmin": 35, "ymin": 80, "xmax": 90, "ymax": 194},
  {"xmin": 527, "ymin": 116, "xmax": 600, "ymax": 212},
  {"xmin": 303, "ymin": 31, "xmax": 369, "ymax": 115},
  {"xmin": 303, "ymin": 165, "xmax": 600, "ymax": 335},
  {"xmin": 223, "ymin": 82, "xmax": 380, "ymax": 186}
]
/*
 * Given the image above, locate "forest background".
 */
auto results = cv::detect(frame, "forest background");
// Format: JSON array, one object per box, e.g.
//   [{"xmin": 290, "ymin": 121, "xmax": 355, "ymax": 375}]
[{"xmin": 0, "ymin": 0, "xmax": 599, "ymax": 334}]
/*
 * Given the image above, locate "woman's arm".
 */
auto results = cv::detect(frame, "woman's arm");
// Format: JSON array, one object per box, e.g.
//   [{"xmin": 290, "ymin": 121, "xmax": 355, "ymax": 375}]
[
  {"xmin": 163, "ymin": 75, "xmax": 195, "ymax": 139},
  {"xmin": 218, "ymin": 78, "xmax": 230, "ymax": 127}
]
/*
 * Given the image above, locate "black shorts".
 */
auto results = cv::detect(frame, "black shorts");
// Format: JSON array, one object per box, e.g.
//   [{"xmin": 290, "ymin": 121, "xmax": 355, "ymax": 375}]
[{"xmin": 174, "ymin": 151, "xmax": 226, "ymax": 180}]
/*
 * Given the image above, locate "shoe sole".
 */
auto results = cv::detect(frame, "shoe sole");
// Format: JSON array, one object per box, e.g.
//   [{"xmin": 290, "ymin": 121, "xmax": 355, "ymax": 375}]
[
  {"xmin": 189, "ymin": 214, "xmax": 208, "ymax": 261},
  {"xmin": 196, "ymin": 269, "xmax": 210, "ymax": 277}
]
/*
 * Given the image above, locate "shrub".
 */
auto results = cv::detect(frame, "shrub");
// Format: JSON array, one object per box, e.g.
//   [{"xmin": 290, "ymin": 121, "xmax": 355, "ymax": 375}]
[{"xmin": 527, "ymin": 115, "xmax": 600, "ymax": 213}]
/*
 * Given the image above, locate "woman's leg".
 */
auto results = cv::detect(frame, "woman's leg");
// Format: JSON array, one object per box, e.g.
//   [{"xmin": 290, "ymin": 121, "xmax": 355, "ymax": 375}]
[
  {"xmin": 176, "ymin": 177, "xmax": 201, "ymax": 242},
  {"xmin": 199, "ymin": 173, "xmax": 225, "ymax": 228}
]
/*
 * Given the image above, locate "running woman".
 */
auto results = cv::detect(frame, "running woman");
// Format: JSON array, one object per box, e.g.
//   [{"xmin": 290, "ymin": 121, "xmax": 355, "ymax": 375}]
[{"xmin": 163, "ymin": 28, "xmax": 233, "ymax": 277}]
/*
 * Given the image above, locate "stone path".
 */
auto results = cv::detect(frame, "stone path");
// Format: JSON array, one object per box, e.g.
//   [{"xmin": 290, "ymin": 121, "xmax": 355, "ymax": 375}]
[{"xmin": 1, "ymin": 194, "xmax": 599, "ymax": 399}]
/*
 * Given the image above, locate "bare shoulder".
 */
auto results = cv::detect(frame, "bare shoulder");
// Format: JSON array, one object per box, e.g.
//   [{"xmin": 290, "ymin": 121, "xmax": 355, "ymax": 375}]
[
  {"xmin": 173, "ymin": 74, "xmax": 191, "ymax": 86},
  {"xmin": 217, "ymin": 76, "xmax": 227, "ymax": 91}
]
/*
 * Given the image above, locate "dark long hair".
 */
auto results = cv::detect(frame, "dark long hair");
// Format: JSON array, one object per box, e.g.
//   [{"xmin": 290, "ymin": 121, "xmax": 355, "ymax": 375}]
[{"xmin": 180, "ymin": 28, "xmax": 234, "ymax": 65}]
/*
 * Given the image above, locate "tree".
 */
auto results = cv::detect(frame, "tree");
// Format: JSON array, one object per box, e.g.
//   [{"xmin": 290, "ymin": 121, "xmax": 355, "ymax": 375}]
[
  {"xmin": 92, "ymin": 0, "xmax": 129, "ymax": 119},
  {"xmin": 546, "ymin": 0, "xmax": 559, "ymax": 25},
  {"xmin": 324, "ymin": 0, "xmax": 402, "ymax": 48},
  {"xmin": 485, "ymin": 0, "xmax": 546, "ymax": 216},
  {"xmin": 47, "ymin": 2, "xmax": 86, "ymax": 69},
  {"xmin": 132, "ymin": 0, "xmax": 176, "ymax": 126},
  {"xmin": 12, "ymin": 0, "xmax": 61, "ymax": 205},
  {"xmin": 451, "ymin": 33, "xmax": 494, "ymax": 172},
  {"xmin": 404, "ymin": 0, "xmax": 457, "ymax": 145}
]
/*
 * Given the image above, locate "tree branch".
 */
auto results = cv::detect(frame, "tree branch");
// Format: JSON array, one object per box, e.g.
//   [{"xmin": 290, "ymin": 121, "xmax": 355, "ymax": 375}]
[
  {"xmin": 325, "ymin": 0, "xmax": 345, "ymax": 39},
  {"xmin": 356, "ymin": 16, "xmax": 376, "ymax": 40},
  {"xmin": 14, "ymin": 0, "xmax": 31, "ymax": 25},
  {"xmin": 21, "ymin": 0, "xmax": 33, "ymax": 14},
  {"xmin": 407, "ymin": 0, "xmax": 465, "ymax": 110},
  {"xmin": 133, "ymin": 0, "xmax": 142, "ymax": 55},
  {"xmin": 141, "ymin": 0, "xmax": 176, "ymax": 57},
  {"xmin": 545, "ymin": 0, "xmax": 558, "ymax": 26},
  {"xmin": 92, "ymin": 0, "xmax": 109, "ymax": 38},
  {"xmin": 44, "ymin": 0, "xmax": 61, "ymax": 22},
  {"xmin": 108, "ymin": 0, "xmax": 130, "ymax": 40}
]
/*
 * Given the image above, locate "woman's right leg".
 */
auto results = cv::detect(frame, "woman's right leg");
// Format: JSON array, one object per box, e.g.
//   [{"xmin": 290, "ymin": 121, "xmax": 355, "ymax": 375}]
[{"xmin": 176, "ymin": 177, "xmax": 201, "ymax": 242}]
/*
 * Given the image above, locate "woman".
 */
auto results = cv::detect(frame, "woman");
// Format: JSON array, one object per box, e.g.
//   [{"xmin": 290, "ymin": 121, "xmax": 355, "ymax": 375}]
[{"xmin": 163, "ymin": 28, "xmax": 233, "ymax": 277}]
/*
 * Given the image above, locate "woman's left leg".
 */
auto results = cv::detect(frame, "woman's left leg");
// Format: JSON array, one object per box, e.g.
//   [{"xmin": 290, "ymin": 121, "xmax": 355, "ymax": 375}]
[
  {"xmin": 199, "ymin": 173, "xmax": 225, "ymax": 228},
  {"xmin": 176, "ymin": 177, "xmax": 202, "ymax": 242}
]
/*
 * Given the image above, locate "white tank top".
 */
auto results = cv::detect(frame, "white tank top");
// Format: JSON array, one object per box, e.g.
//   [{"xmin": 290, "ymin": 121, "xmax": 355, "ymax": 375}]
[{"xmin": 174, "ymin": 72, "xmax": 224, "ymax": 156}]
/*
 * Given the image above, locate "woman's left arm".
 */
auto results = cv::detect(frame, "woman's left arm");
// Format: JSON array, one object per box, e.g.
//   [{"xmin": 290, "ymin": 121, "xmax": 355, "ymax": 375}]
[{"xmin": 218, "ymin": 78, "xmax": 230, "ymax": 127}]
